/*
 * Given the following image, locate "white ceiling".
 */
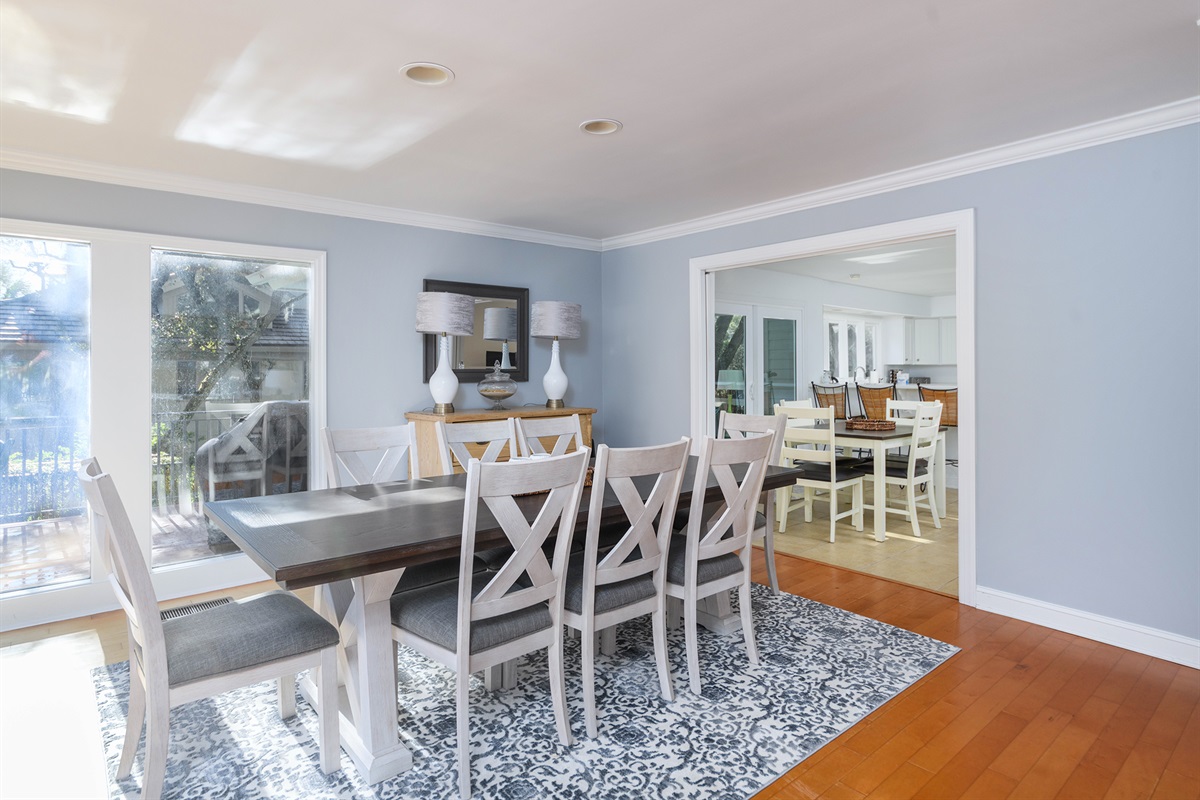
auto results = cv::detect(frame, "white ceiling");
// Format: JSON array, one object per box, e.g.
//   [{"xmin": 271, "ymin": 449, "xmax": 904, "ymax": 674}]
[
  {"xmin": 755, "ymin": 235, "xmax": 956, "ymax": 297},
  {"xmin": 1, "ymin": 1, "xmax": 1196, "ymax": 241}
]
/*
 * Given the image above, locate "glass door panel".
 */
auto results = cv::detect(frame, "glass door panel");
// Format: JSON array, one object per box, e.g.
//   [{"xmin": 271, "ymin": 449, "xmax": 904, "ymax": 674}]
[
  {"xmin": 713, "ymin": 311, "xmax": 747, "ymax": 430},
  {"xmin": 762, "ymin": 317, "xmax": 798, "ymax": 413},
  {"xmin": 0, "ymin": 236, "xmax": 91, "ymax": 595},
  {"xmin": 150, "ymin": 250, "xmax": 313, "ymax": 568}
]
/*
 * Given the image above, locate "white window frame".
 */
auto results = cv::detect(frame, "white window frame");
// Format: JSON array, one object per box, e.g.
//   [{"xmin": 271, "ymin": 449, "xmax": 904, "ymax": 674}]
[
  {"xmin": 0, "ymin": 218, "xmax": 327, "ymax": 631},
  {"xmin": 710, "ymin": 303, "xmax": 802, "ymax": 424},
  {"xmin": 823, "ymin": 312, "xmax": 880, "ymax": 381}
]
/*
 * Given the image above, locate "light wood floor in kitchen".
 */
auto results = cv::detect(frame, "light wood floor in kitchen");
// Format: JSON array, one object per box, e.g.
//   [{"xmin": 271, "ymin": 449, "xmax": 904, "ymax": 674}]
[{"xmin": 772, "ymin": 486, "xmax": 959, "ymax": 596}]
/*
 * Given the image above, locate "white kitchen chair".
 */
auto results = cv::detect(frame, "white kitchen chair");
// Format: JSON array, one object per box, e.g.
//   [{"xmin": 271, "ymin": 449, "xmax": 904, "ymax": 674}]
[
  {"xmin": 667, "ymin": 433, "xmax": 772, "ymax": 695},
  {"xmin": 435, "ymin": 417, "xmax": 519, "ymax": 475},
  {"xmin": 876, "ymin": 399, "xmax": 943, "ymax": 537},
  {"xmin": 563, "ymin": 438, "xmax": 690, "ymax": 736},
  {"xmin": 389, "ymin": 450, "xmax": 589, "ymax": 798},
  {"xmin": 773, "ymin": 406, "xmax": 865, "ymax": 542},
  {"xmin": 78, "ymin": 458, "xmax": 339, "ymax": 800},
  {"xmin": 323, "ymin": 422, "xmax": 422, "ymax": 485},
  {"xmin": 716, "ymin": 410, "xmax": 786, "ymax": 594},
  {"xmin": 515, "ymin": 413, "xmax": 584, "ymax": 457}
]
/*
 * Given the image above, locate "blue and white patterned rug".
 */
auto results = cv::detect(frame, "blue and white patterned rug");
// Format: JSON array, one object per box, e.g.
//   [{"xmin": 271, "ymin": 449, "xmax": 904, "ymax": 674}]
[{"xmin": 92, "ymin": 585, "xmax": 958, "ymax": 799}]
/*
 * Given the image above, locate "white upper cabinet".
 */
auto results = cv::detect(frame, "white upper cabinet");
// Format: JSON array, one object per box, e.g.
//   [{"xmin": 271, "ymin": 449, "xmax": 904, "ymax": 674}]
[{"xmin": 887, "ymin": 316, "xmax": 957, "ymax": 365}]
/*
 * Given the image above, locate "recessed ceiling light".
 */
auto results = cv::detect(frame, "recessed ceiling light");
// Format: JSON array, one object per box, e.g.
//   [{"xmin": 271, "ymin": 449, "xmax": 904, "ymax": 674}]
[
  {"xmin": 580, "ymin": 119, "xmax": 622, "ymax": 135},
  {"xmin": 400, "ymin": 62, "xmax": 454, "ymax": 86},
  {"xmin": 845, "ymin": 248, "xmax": 927, "ymax": 266},
  {"xmin": 850, "ymin": 273, "xmax": 861, "ymax": 281}
]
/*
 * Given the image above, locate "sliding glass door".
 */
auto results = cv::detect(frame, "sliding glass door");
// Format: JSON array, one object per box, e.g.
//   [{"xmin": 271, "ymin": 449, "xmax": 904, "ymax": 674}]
[{"xmin": 712, "ymin": 303, "xmax": 801, "ymax": 428}]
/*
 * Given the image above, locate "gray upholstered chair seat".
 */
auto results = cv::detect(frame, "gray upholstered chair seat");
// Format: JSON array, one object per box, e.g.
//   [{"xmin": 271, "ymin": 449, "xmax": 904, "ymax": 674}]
[
  {"xmin": 562, "ymin": 551, "xmax": 655, "ymax": 615},
  {"xmin": 393, "ymin": 555, "xmax": 487, "ymax": 594},
  {"xmin": 390, "ymin": 572, "xmax": 552, "ymax": 654},
  {"xmin": 788, "ymin": 461, "xmax": 867, "ymax": 482},
  {"xmin": 883, "ymin": 458, "xmax": 929, "ymax": 477},
  {"xmin": 665, "ymin": 533, "xmax": 743, "ymax": 586},
  {"xmin": 475, "ymin": 544, "xmax": 516, "ymax": 571},
  {"xmin": 674, "ymin": 505, "xmax": 767, "ymax": 532},
  {"xmin": 163, "ymin": 591, "xmax": 338, "ymax": 687}
]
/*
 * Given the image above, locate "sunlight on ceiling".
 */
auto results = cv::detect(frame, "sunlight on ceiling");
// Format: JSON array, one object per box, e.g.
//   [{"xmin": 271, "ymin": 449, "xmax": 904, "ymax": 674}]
[
  {"xmin": 174, "ymin": 31, "xmax": 447, "ymax": 169},
  {"xmin": 0, "ymin": 2, "xmax": 133, "ymax": 123}
]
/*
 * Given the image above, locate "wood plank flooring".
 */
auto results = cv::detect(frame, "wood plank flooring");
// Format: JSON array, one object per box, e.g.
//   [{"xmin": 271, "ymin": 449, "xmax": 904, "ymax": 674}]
[
  {"xmin": 1, "ymin": 554, "xmax": 1194, "ymax": 799},
  {"xmin": 750, "ymin": 552, "xmax": 1199, "ymax": 800}
]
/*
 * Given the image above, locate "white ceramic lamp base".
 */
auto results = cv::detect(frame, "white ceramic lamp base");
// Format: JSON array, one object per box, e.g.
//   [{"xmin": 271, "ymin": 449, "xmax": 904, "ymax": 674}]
[
  {"xmin": 429, "ymin": 333, "xmax": 459, "ymax": 414},
  {"xmin": 542, "ymin": 338, "xmax": 568, "ymax": 409}
]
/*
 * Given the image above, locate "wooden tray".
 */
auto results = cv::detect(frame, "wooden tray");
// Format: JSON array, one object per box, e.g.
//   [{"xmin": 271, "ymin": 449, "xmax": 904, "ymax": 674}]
[{"xmin": 844, "ymin": 418, "xmax": 896, "ymax": 431}]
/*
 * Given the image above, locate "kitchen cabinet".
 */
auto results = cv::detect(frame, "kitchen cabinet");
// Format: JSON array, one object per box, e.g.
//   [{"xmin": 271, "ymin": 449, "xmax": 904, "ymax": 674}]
[{"xmin": 887, "ymin": 316, "xmax": 957, "ymax": 365}]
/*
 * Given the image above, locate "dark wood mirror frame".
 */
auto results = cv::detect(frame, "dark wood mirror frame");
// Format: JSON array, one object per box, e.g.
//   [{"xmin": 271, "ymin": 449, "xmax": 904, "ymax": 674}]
[{"xmin": 421, "ymin": 279, "xmax": 530, "ymax": 383}]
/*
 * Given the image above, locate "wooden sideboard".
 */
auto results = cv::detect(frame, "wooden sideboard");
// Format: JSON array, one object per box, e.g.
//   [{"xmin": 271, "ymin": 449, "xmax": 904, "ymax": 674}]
[{"xmin": 404, "ymin": 406, "xmax": 596, "ymax": 476}]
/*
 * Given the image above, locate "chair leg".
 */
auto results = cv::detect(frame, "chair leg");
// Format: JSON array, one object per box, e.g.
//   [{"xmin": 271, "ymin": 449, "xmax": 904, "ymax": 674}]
[
  {"xmin": 776, "ymin": 486, "xmax": 789, "ymax": 532},
  {"xmin": 581, "ymin": 621, "xmax": 599, "ymax": 738},
  {"xmin": 853, "ymin": 482, "xmax": 864, "ymax": 531},
  {"xmin": 457, "ymin": 671, "xmax": 471, "ymax": 799},
  {"xmin": 762, "ymin": 526, "xmax": 780, "ymax": 594},
  {"xmin": 600, "ymin": 626, "xmax": 617, "ymax": 656},
  {"xmin": 318, "ymin": 647, "xmax": 339, "ymax": 774},
  {"xmin": 651, "ymin": 598, "xmax": 674, "ymax": 703},
  {"xmin": 484, "ymin": 664, "xmax": 503, "ymax": 692},
  {"xmin": 141, "ymin": 685, "xmax": 170, "ymax": 800},
  {"xmin": 117, "ymin": 670, "xmax": 145, "ymax": 779},
  {"xmin": 277, "ymin": 674, "xmax": 296, "ymax": 719},
  {"xmin": 739, "ymin": 575, "xmax": 759, "ymax": 666},
  {"xmin": 828, "ymin": 484, "xmax": 839, "ymax": 543},
  {"xmin": 907, "ymin": 483, "xmax": 921, "ymax": 537},
  {"xmin": 684, "ymin": 593, "xmax": 702, "ymax": 695},
  {"xmin": 547, "ymin": 627, "xmax": 574, "ymax": 746},
  {"xmin": 927, "ymin": 482, "xmax": 942, "ymax": 529},
  {"xmin": 803, "ymin": 487, "xmax": 814, "ymax": 522}
]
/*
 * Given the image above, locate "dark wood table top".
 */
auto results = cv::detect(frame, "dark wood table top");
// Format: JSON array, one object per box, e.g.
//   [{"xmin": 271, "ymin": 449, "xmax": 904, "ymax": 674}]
[{"xmin": 203, "ymin": 457, "xmax": 805, "ymax": 590}]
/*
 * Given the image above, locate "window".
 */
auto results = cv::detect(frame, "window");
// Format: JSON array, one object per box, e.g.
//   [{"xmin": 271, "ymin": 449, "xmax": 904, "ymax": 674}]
[
  {"xmin": 824, "ymin": 313, "xmax": 880, "ymax": 381},
  {"xmin": 0, "ymin": 219, "xmax": 325, "ymax": 627}
]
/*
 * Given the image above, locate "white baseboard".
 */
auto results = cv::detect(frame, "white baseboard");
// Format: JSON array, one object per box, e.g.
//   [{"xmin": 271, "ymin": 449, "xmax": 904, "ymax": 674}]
[{"xmin": 975, "ymin": 586, "xmax": 1199, "ymax": 669}]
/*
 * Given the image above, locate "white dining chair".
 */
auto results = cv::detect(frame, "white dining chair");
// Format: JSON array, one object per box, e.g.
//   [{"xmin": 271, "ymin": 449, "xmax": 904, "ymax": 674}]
[
  {"xmin": 773, "ymin": 406, "xmax": 865, "ymax": 542},
  {"xmin": 876, "ymin": 399, "xmax": 943, "ymax": 536},
  {"xmin": 323, "ymin": 422, "xmax": 422, "ymax": 485},
  {"xmin": 716, "ymin": 410, "xmax": 786, "ymax": 594},
  {"xmin": 515, "ymin": 413, "xmax": 584, "ymax": 457},
  {"xmin": 667, "ymin": 433, "xmax": 772, "ymax": 695},
  {"xmin": 78, "ymin": 458, "xmax": 340, "ymax": 800},
  {"xmin": 562, "ymin": 438, "xmax": 690, "ymax": 737},
  {"xmin": 435, "ymin": 417, "xmax": 519, "ymax": 475},
  {"xmin": 389, "ymin": 449, "xmax": 589, "ymax": 799}
]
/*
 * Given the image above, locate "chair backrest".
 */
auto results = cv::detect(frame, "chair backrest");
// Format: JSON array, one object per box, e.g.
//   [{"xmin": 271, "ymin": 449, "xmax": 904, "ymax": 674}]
[
  {"xmin": 77, "ymin": 458, "xmax": 167, "ymax": 689},
  {"xmin": 811, "ymin": 382, "xmax": 849, "ymax": 420},
  {"xmin": 776, "ymin": 406, "xmax": 838, "ymax": 479},
  {"xmin": 581, "ymin": 438, "xmax": 690, "ymax": 607},
  {"xmin": 856, "ymin": 383, "xmax": 896, "ymax": 421},
  {"xmin": 457, "ymin": 450, "xmax": 590, "ymax": 652},
  {"xmin": 774, "ymin": 402, "xmax": 815, "ymax": 427},
  {"xmin": 888, "ymin": 399, "xmax": 943, "ymax": 475},
  {"xmin": 679, "ymin": 434, "xmax": 773, "ymax": 574},
  {"xmin": 435, "ymin": 417, "xmax": 519, "ymax": 475},
  {"xmin": 323, "ymin": 423, "xmax": 421, "ymax": 487},
  {"xmin": 918, "ymin": 386, "xmax": 958, "ymax": 426},
  {"xmin": 717, "ymin": 410, "xmax": 786, "ymax": 466},
  {"xmin": 516, "ymin": 414, "xmax": 584, "ymax": 457}
]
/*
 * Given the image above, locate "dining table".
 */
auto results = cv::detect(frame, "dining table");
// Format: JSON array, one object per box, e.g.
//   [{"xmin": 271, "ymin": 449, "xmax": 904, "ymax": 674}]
[
  {"xmin": 822, "ymin": 419, "xmax": 947, "ymax": 542},
  {"xmin": 203, "ymin": 455, "xmax": 806, "ymax": 784}
]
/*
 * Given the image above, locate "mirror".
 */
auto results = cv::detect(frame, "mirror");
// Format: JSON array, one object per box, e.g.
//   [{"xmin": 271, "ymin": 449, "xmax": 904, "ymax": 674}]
[{"xmin": 422, "ymin": 279, "xmax": 529, "ymax": 383}]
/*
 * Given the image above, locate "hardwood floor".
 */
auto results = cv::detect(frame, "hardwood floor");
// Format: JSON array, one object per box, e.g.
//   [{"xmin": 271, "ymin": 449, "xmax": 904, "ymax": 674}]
[
  {"xmin": 750, "ymin": 553, "xmax": 1199, "ymax": 800},
  {"xmin": 1, "ymin": 555, "xmax": 1194, "ymax": 799}
]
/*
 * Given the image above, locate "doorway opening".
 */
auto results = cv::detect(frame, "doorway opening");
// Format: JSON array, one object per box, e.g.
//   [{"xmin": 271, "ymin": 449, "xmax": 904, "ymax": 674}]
[{"xmin": 689, "ymin": 211, "xmax": 976, "ymax": 606}]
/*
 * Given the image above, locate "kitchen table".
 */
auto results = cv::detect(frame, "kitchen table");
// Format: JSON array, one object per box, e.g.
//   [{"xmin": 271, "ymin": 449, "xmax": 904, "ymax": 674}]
[{"xmin": 204, "ymin": 456, "xmax": 805, "ymax": 783}]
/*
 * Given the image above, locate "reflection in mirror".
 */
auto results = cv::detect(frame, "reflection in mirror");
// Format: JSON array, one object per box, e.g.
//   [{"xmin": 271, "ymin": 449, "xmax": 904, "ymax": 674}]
[{"xmin": 422, "ymin": 280, "xmax": 529, "ymax": 383}]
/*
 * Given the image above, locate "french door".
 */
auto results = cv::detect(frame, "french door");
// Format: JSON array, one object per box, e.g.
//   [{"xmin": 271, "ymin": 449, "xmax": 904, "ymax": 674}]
[
  {"xmin": 712, "ymin": 303, "xmax": 801, "ymax": 429},
  {"xmin": 0, "ymin": 219, "xmax": 325, "ymax": 630}
]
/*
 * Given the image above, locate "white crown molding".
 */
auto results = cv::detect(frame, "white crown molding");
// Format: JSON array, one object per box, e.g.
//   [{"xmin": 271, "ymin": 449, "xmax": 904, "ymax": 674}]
[
  {"xmin": 602, "ymin": 97, "xmax": 1200, "ymax": 251},
  {"xmin": 3, "ymin": 98, "xmax": 1195, "ymax": 255},
  {"xmin": 976, "ymin": 586, "xmax": 1200, "ymax": 669},
  {"xmin": 0, "ymin": 150, "xmax": 603, "ymax": 253}
]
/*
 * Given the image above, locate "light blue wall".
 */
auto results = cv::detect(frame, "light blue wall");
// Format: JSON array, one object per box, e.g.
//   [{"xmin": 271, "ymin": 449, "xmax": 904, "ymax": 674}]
[
  {"xmin": 601, "ymin": 124, "xmax": 1200, "ymax": 640},
  {"xmin": 0, "ymin": 171, "xmax": 603, "ymax": 435}
]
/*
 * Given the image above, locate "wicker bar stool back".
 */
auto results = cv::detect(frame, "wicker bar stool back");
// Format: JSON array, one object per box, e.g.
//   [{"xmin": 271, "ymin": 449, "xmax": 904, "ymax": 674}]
[
  {"xmin": 918, "ymin": 386, "xmax": 958, "ymax": 427},
  {"xmin": 810, "ymin": 382, "xmax": 849, "ymax": 420},
  {"xmin": 856, "ymin": 384, "xmax": 896, "ymax": 421}
]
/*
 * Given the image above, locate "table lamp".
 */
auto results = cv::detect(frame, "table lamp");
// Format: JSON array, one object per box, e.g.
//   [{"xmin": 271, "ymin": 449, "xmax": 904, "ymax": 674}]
[
  {"xmin": 483, "ymin": 306, "xmax": 518, "ymax": 370},
  {"xmin": 416, "ymin": 291, "xmax": 475, "ymax": 414},
  {"xmin": 531, "ymin": 300, "xmax": 581, "ymax": 409}
]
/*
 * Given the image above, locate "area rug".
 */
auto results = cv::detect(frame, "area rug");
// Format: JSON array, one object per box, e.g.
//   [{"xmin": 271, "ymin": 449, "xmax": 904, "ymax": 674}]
[{"xmin": 92, "ymin": 585, "xmax": 958, "ymax": 799}]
